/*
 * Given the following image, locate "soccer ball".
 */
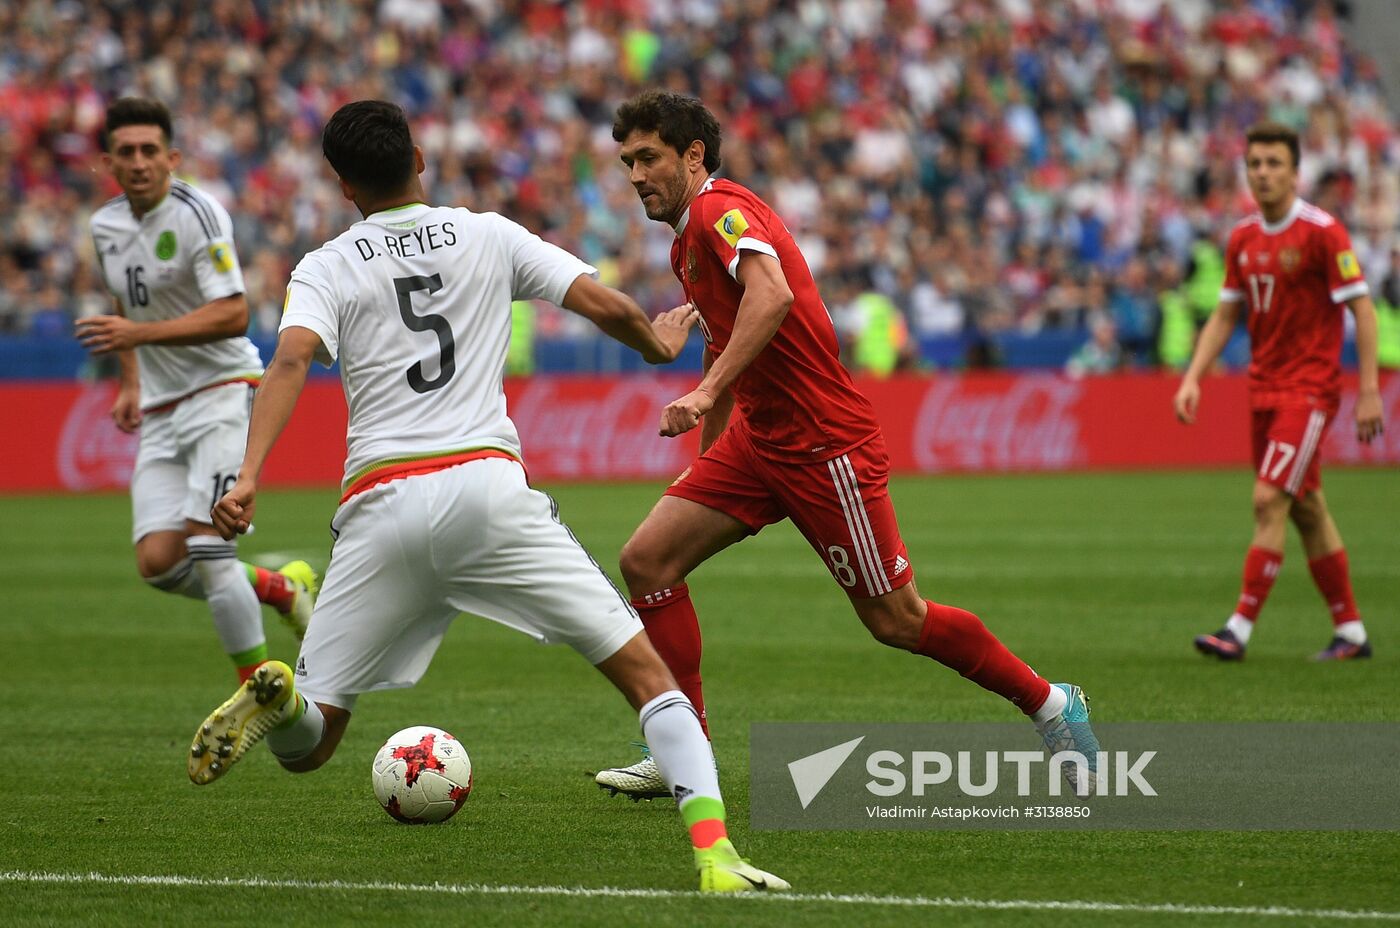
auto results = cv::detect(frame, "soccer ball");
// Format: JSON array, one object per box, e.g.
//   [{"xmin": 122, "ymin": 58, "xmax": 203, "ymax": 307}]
[{"xmin": 371, "ymin": 726, "xmax": 473, "ymax": 824}]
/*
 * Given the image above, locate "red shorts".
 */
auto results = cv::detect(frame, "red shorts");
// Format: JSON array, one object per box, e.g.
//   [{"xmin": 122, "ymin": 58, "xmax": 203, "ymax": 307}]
[
  {"xmin": 665, "ymin": 425, "xmax": 912, "ymax": 598},
  {"xmin": 1251, "ymin": 405, "xmax": 1332, "ymax": 496}
]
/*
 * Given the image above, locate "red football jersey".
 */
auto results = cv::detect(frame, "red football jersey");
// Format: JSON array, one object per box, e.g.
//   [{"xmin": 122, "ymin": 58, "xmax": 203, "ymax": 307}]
[
  {"xmin": 1219, "ymin": 197, "xmax": 1368, "ymax": 409},
  {"xmin": 670, "ymin": 178, "xmax": 879, "ymax": 461}
]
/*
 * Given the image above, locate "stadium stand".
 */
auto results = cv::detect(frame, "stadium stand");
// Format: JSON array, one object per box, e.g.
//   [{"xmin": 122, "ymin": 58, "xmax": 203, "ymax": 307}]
[{"xmin": 0, "ymin": 0, "xmax": 1396, "ymax": 375}]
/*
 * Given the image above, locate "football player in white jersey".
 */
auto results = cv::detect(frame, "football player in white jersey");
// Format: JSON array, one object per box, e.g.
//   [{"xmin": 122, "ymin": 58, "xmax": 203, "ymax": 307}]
[
  {"xmin": 77, "ymin": 97, "xmax": 317, "ymax": 684},
  {"xmin": 188, "ymin": 101, "xmax": 786, "ymax": 893}
]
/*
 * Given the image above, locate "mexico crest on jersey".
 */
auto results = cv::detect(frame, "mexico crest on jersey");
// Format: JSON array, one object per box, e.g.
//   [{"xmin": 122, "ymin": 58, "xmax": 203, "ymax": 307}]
[
  {"xmin": 155, "ymin": 230, "xmax": 177, "ymax": 261},
  {"xmin": 686, "ymin": 246, "xmax": 698, "ymax": 282},
  {"xmin": 1279, "ymin": 248, "xmax": 1300, "ymax": 273},
  {"xmin": 713, "ymin": 208, "xmax": 749, "ymax": 247}
]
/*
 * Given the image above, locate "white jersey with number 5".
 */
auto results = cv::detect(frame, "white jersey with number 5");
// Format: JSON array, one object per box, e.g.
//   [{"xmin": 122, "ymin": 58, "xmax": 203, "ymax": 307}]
[{"xmin": 281, "ymin": 203, "xmax": 594, "ymax": 493}]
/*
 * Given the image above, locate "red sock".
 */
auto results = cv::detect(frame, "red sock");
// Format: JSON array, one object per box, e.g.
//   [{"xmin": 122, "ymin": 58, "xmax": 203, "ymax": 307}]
[
  {"xmin": 236, "ymin": 662, "xmax": 263, "ymax": 683},
  {"xmin": 914, "ymin": 601, "xmax": 1051, "ymax": 715},
  {"xmin": 1307, "ymin": 549, "xmax": 1360, "ymax": 625},
  {"xmin": 250, "ymin": 566, "xmax": 296, "ymax": 614},
  {"xmin": 631, "ymin": 583, "xmax": 708, "ymax": 738},
  {"xmin": 1235, "ymin": 546, "xmax": 1283, "ymax": 621}
]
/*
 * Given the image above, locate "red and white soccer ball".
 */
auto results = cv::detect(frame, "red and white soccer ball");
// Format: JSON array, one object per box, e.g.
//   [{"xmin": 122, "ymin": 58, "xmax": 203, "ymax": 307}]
[{"xmin": 371, "ymin": 726, "xmax": 473, "ymax": 824}]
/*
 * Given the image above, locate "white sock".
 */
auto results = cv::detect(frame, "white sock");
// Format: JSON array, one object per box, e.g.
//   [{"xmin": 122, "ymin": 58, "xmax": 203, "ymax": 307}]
[
  {"xmin": 187, "ymin": 536, "xmax": 265, "ymax": 656},
  {"xmin": 1226, "ymin": 613, "xmax": 1254, "ymax": 644},
  {"xmin": 144, "ymin": 557, "xmax": 206, "ymax": 600},
  {"xmin": 1031, "ymin": 683, "xmax": 1068, "ymax": 729},
  {"xmin": 639, "ymin": 690, "xmax": 721, "ymax": 804},
  {"xmin": 268, "ymin": 694, "xmax": 325, "ymax": 761},
  {"xmin": 1334, "ymin": 620, "xmax": 1367, "ymax": 645}
]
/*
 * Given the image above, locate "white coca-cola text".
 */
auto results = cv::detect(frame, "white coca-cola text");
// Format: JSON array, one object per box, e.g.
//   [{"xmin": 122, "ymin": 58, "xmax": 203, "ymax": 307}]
[
  {"xmin": 57, "ymin": 384, "xmax": 139, "ymax": 490},
  {"xmin": 511, "ymin": 378, "xmax": 692, "ymax": 478},
  {"xmin": 911, "ymin": 376, "xmax": 1085, "ymax": 472}
]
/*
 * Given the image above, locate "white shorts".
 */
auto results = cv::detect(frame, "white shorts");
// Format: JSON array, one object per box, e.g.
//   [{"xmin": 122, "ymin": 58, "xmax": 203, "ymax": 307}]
[
  {"xmin": 130, "ymin": 383, "xmax": 252, "ymax": 544},
  {"xmin": 295, "ymin": 457, "xmax": 643, "ymax": 710}
]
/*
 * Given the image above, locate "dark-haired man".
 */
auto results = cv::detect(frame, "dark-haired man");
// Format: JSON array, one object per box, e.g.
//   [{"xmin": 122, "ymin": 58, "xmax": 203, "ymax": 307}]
[
  {"xmin": 595, "ymin": 90, "xmax": 1101, "ymax": 799},
  {"xmin": 79, "ymin": 97, "xmax": 317, "ymax": 683},
  {"xmin": 187, "ymin": 100, "xmax": 786, "ymax": 893},
  {"xmin": 1176, "ymin": 121, "xmax": 1383, "ymax": 661}
]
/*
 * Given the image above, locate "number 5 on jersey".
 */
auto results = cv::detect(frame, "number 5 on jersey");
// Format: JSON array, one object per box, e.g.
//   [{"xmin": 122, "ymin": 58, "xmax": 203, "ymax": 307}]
[{"xmin": 394, "ymin": 274, "xmax": 455, "ymax": 393}]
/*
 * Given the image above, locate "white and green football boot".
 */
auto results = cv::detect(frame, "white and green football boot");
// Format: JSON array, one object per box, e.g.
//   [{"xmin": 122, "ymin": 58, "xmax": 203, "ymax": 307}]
[
  {"xmin": 1035, "ymin": 683, "xmax": 1102, "ymax": 797},
  {"xmin": 189, "ymin": 660, "xmax": 298, "ymax": 785},
  {"xmin": 697, "ymin": 838, "xmax": 790, "ymax": 893},
  {"xmin": 595, "ymin": 742, "xmax": 670, "ymax": 801}
]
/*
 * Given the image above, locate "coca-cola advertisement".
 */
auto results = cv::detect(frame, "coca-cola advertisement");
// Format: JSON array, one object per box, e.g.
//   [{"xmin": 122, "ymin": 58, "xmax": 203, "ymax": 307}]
[
  {"xmin": 904, "ymin": 376, "xmax": 1085, "ymax": 472},
  {"xmin": 1324, "ymin": 376, "xmax": 1400, "ymax": 464},
  {"xmin": 56, "ymin": 384, "xmax": 142, "ymax": 490},
  {"xmin": 509, "ymin": 377, "xmax": 699, "ymax": 479},
  {"xmin": 3, "ymin": 372, "xmax": 1395, "ymax": 493}
]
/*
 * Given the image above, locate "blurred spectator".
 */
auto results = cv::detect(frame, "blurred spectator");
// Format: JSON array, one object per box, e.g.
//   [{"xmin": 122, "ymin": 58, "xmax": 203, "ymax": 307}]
[
  {"xmin": 1156, "ymin": 260, "xmax": 1196, "ymax": 372},
  {"xmin": 849, "ymin": 288, "xmax": 914, "ymax": 378},
  {"xmin": 1184, "ymin": 233, "xmax": 1227, "ymax": 325},
  {"xmin": 897, "ymin": 264, "xmax": 964, "ymax": 339},
  {"xmin": 29, "ymin": 283, "xmax": 72, "ymax": 338},
  {"xmin": 508, "ymin": 300, "xmax": 536, "ymax": 377},
  {"xmin": 1379, "ymin": 244, "xmax": 1400, "ymax": 308},
  {"xmin": 0, "ymin": 0, "xmax": 1393, "ymax": 375},
  {"xmin": 0, "ymin": 257, "xmax": 27, "ymax": 333},
  {"xmin": 1376, "ymin": 296, "xmax": 1400, "ymax": 371},
  {"xmin": 1374, "ymin": 244, "xmax": 1400, "ymax": 370},
  {"xmin": 1110, "ymin": 257, "xmax": 1161, "ymax": 365},
  {"xmin": 1066, "ymin": 317, "xmax": 1124, "ymax": 379},
  {"xmin": 243, "ymin": 248, "xmax": 289, "ymax": 337}
]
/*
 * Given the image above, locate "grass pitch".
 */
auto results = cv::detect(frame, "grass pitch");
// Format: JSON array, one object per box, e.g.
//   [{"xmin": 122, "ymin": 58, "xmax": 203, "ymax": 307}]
[{"xmin": 1, "ymin": 469, "xmax": 1396, "ymax": 926}]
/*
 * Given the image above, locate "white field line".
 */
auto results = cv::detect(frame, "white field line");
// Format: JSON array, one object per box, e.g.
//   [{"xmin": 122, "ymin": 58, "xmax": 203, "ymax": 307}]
[{"xmin": 3, "ymin": 870, "xmax": 1398, "ymax": 922}]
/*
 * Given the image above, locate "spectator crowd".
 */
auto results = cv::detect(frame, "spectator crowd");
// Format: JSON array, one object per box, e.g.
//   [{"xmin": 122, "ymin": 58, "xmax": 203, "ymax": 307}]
[{"xmin": 2, "ymin": 0, "xmax": 1400, "ymax": 374}]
